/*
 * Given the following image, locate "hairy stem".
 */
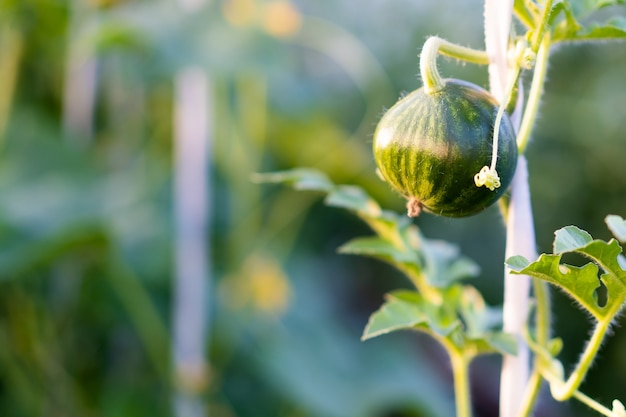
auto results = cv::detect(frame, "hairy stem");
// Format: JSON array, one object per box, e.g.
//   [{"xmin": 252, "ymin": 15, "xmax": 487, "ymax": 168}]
[
  {"xmin": 516, "ymin": 371, "xmax": 543, "ymax": 417},
  {"xmin": 420, "ymin": 37, "xmax": 489, "ymax": 94},
  {"xmin": 535, "ymin": 348, "xmax": 615, "ymax": 416},
  {"xmin": 530, "ymin": 0, "xmax": 555, "ymax": 53},
  {"xmin": 571, "ymin": 391, "xmax": 613, "ymax": 417},
  {"xmin": 551, "ymin": 317, "xmax": 612, "ymax": 401},
  {"xmin": 452, "ymin": 351, "xmax": 473, "ymax": 417},
  {"xmin": 438, "ymin": 341, "xmax": 473, "ymax": 417},
  {"xmin": 404, "ymin": 267, "xmax": 443, "ymax": 304},
  {"xmin": 517, "ymin": 34, "xmax": 551, "ymax": 153},
  {"xmin": 533, "ymin": 278, "xmax": 552, "ymax": 348}
]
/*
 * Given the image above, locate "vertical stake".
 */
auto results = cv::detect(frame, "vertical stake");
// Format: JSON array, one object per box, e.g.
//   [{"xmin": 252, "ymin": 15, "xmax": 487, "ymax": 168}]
[
  {"xmin": 172, "ymin": 0, "xmax": 212, "ymax": 412},
  {"xmin": 484, "ymin": 1, "xmax": 536, "ymax": 416}
]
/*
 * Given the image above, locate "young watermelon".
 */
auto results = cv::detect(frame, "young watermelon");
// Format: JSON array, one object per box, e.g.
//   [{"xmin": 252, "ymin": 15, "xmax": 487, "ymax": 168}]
[{"xmin": 373, "ymin": 78, "xmax": 518, "ymax": 218}]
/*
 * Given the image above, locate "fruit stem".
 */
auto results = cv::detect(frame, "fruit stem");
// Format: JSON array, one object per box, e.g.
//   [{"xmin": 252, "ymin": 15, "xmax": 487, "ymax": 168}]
[
  {"xmin": 491, "ymin": 64, "xmax": 521, "ymax": 168},
  {"xmin": 420, "ymin": 37, "xmax": 489, "ymax": 94},
  {"xmin": 474, "ymin": 64, "xmax": 521, "ymax": 191}
]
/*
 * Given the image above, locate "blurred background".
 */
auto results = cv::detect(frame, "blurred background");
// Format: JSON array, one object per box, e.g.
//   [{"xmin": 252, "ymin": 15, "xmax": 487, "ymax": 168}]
[{"xmin": 0, "ymin": 0, "xmax": 625, "ymax": 416}]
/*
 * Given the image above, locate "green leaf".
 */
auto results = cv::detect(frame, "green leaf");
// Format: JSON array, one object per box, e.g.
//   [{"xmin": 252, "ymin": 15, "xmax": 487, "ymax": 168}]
[
  {"xmin": 254, "ymin": 169, "xmax": 396, "ymax": 224},
  {"xmin": 482, "ymin": 333, "xmax": 518, "ymax": 356},
  {"xmin": 325, "ymin": 186, "xmax": 411, "ymax": 244},
  {"xmin": 257, "ymin": 167, "xmax": 494, "ymax": 347},
  {"xmin": 549, "ymin": 1, "xmax": 581, "ymax": 30},
  {"xmin": 606, "ymin": 214, "xmax": 626, "ymax": 242},
  {"xmin": 325, "ymin": 185, "xmax": 382, "ymax": 218},
  {"xmin": 508, "ymin": 226, "xmax": 626, "ymax": 321},
  {"xmin": 506, "ymin": 255, "xmax": 531, "ymax": 271},
  {"xmin": 575, "ymin": 239, "xmax": 624, "ymax": 272},
  {"xmin": 391, "ymin": 289, "xmax": 463, "ymax": 337},
  {"xmin": 252, "ymin": 168, "xmax": 334, "ymax": 192},
  {"xmin": 568, "ymin": 0, "xmax": 625, "ymax": 18},
  {"xmin": 457, "ymin": 286, "xmax": 517, "ymax": 355},
  {"xmin": 551, "ymin": 0, "xmax": 626, "ymax": 42},
  {"xmin": 338, "ymin": 237, "xmax": 419, "ymax": 265},
  {"xmin": 457, "ymin": 286, "xmax": 496, "ymax": 336},
  {"xmin": 363, "ymin": 290, "xmax": 462, "ymax": 341},
  {"xmin": 510, "ymin": 253, "xmax": 607, "ymax": 317},
  {"xmin": 548, "ymin": 337, "xmax": 564, "ymax": 356},
  {"xmin": 255, "ymin": 169, "xmax": 412, "ymax": 266},
  {"xmin": 553, "ymin": 8, "xmax": 626, "ymax": 42},
  {"xmin": 422, "ymin": 239, "xmax": 481, "ymax": 288},
  {"xmin": 362, "ymin": 294, "xmax": 429, "ymax": 340},
  {"xmin": 363, "ymin": 285, "xmax": 516, "ymax": 356},
  {"xmin": 553, "ymin": 225, "xmax": 593, "ymax": 254},
  {"xmin": 567, "ymin": 16, "xmax": 626, "ymax": 41}
]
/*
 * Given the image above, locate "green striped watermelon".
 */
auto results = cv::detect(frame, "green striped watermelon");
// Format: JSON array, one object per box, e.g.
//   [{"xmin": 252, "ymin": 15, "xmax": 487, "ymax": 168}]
[{"xmin": 373, "ymin": 78, "xmax": 518, "ymax": 217}]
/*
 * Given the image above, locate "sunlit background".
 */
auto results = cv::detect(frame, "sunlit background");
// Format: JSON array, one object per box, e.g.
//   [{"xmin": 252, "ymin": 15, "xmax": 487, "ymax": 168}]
[{"xmin": 1, "ymin": 0, "xmax": 626, "ymax": 416}]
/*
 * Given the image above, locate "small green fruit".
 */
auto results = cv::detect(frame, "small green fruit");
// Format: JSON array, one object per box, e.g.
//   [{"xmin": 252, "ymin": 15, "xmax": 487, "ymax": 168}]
[{"xmin": 373, "ymin": 78, "xmax": 518, "ymax": 217}]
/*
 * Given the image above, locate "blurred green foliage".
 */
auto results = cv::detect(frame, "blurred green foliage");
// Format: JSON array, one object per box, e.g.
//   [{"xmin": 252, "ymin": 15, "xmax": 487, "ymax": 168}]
[{"xmin": 0, "ymin": 0, "xmax": 625, "ymax": 416}]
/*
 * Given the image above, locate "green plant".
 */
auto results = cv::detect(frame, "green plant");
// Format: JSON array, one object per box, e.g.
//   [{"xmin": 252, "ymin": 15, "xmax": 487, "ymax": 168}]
[{"xmin": 258, "ymin": 0, "xmax": 626, "ymax": 416}]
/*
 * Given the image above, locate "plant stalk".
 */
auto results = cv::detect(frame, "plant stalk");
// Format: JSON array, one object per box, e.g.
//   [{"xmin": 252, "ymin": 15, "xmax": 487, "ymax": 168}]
[
  {"xmin": 439, "ymin": 336, "xmax": 474, "ymax": 417},
  {"xmin": 419, "ymin": 37, "xmax": 489, "ymax": 94},
  {"xmin": 530, "ymin": 0, "xmax": 555, "ymax": 53},
  {"xmin": 517, "ymin": 34, "xmax": 550, "ymax": 153},
  {"xmin": 551, "ymin": 317, "xmax": 612, "ymax": 401},
  {"xmin": 450, "ymin": 350, "xmax": 473, "ymax": 417},
  {"xmin": 516, "ymin": 370, "xmax": 543, "ymax": 417},
  {"xmin": 571, "ymin": 391, "xmax": 613, "ymax": 416},
  {"xmin": 535, "ymin": 352, "xmax": 616, "ymax": 417}
]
